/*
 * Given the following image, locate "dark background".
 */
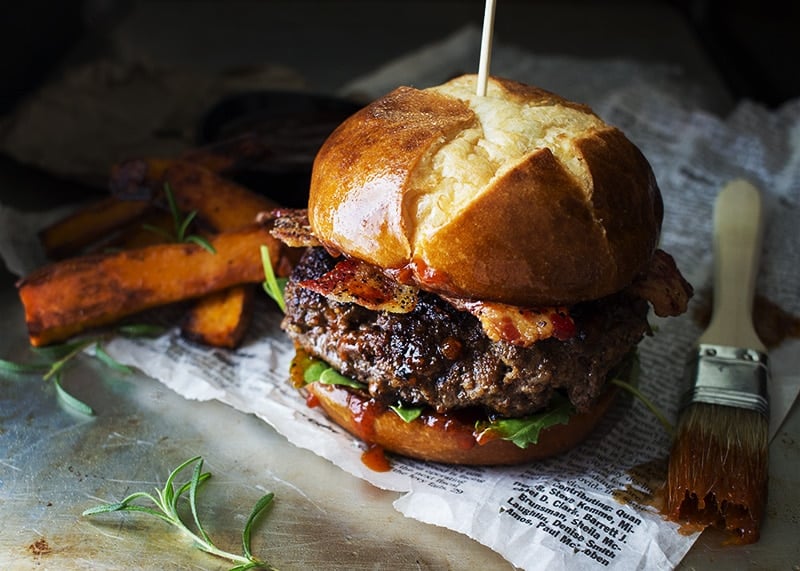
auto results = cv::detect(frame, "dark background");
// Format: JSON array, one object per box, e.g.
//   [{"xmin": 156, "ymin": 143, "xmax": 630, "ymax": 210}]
[{"xmin": 1, "ymin": 0, "xmax": 797, "ymax": 117}]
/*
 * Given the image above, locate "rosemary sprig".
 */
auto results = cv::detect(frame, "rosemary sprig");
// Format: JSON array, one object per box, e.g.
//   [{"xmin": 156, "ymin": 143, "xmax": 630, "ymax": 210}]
[
  {"xmin": 142, "ymin": 183, "xmax": 216, "ymax": 253},
  {"xmin": 83, "ymin": 456, "xmax": 277, "ymax": 571},
  {"xmin": 0, "ymin": 324, "xmax": 165, "ymax": 416}
]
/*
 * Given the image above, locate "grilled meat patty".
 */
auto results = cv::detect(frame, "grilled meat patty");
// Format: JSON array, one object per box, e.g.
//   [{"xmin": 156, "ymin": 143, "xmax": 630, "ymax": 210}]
[{"xmin": 282, "ymin": 247, "xmax": 651, "ymax": 418}]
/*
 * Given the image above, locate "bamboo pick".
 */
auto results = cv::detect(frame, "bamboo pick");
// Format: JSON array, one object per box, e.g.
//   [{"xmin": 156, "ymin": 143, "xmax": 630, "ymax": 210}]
[{"xmin": 476, "ymin": 0, "xmax": 497, "ymax": 96}]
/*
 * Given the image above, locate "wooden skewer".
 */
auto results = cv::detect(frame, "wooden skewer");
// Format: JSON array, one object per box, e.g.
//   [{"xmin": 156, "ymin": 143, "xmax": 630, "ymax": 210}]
[{"xmin": 476, "ymin": 0, "xmax": 497, "ymax": 96}]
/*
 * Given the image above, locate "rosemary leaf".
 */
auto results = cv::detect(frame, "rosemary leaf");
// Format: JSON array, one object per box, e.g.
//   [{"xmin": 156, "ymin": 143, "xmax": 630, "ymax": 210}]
[
  {"xmin": 43, "ymin": 338, "xmax": 95, "ymax": 381},
  {"xmin": 117, "ymin": 323, "xmax": 167, "ymax": 338},
  {"xmin": 190, "ymin": 457, "xmax": 213, "ymax": 544},
  {"xmin": 0, "ymin": 358, "xmax": 48, "ymax": 375},
  {"xmin": 185, "ymin": 234, "xmax": 217, "ymax": 254},
  {"xmin": 93, "ymin": 343, "xmax": 133, "ymax": 374},
  {"xmin": 33, "ymin": 337, "xmax": 97, "ymax": 361},
  {"xmin": 52, "ymin": 373, "xmax": 95, "ymax": 416},
  {"xmin": 178, "ymin": 210, "xmax": 198, "ymax": 241},
  {"xmin": 242, "ymin": 493, "xmax": 274, "ymax": 560},
  {"xmin": 82, "ymin": 457, "xmax": 278, "ymax": 570},
  {"xmin": 140, "ymin": 223, "xmax": 174, "ymax": 241}
]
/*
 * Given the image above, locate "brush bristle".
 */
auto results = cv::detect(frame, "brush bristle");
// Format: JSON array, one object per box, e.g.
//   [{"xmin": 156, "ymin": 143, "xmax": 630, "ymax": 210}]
[{"xmin": 666, "ymin": 402, "xmax": 768, "ymax": 544}]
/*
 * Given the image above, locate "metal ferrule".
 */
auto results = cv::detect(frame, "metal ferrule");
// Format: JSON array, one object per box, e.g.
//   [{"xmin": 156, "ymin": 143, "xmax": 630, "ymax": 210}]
[{"xmin": 682, "ymin": 343, "xmax": 770, "ymax": 417}]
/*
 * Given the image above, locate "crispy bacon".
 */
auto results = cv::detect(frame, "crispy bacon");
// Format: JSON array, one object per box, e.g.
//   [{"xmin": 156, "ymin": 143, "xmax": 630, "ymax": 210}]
[
  {"xmin": 299, "ymin": 254, "xmax": 576, "ymax": 345},
  {"xmin": 629, "ymin": 249, "xmax": 693, "ymax": 317},
  {"xmin": 447, "ymin": 298, "xmax": 576, "ymax": 346},
  {"xmin": 262, "ymin": 208, "xmax": 320, "ymax": 248},
  {"xmin": 273, "ymin": 202, "xmax": 691, "ymax": 344},
  {"xmin": 300, "ymin": 257, "xmax": 418, "ymax": 313}
]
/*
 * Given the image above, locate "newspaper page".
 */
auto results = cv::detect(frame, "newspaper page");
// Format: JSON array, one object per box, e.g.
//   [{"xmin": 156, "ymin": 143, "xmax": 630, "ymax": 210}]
[{"xmin": 2, "ymin": 28, "xmax": 799, "ymax": 571}]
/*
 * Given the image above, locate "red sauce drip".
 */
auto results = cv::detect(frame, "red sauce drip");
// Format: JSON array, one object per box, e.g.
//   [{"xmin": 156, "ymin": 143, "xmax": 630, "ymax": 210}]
[
  {"xmin": 386, "ymin": 265, "xmax": 415, "ymax": 285},
  {"xmin": 361, "ymin": 444, "xmax": 391, "ymax": 472},
  {"xmin": 407, "ymin": 259, "xmax": 450, "ymax": 287},
  {"xmin": 550, "ymin": 310, "xmax": 577, "ymax": 340},
  {"xmin": 345, "ymin": 391, "xmax": 379, "ymax": 442},
  {"xmin": 474, "ymin": 428, "xmax": 500, "ymax": 446},
  {"xmin": 305, "ymin": 391, "xmax": 320, "ymax": 408}
]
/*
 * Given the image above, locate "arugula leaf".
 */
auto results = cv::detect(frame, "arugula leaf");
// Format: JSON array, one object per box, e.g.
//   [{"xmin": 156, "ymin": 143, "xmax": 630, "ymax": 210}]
[
  {"xmin": 295, "ymin": 352, "xmax": 367, "ymax": 390},
  {"xmin": 318, "ymin": 368, "xmax": 366, "ymax": 389},
  {"xmin": 388, "ymin": 403, "xmax": 423, "ymax": 423},
  {"xmin": 260, "ymin": 245, "xmax": 286, "ymax": 313},
  {"xmin": 473, "ymin": 349, "xmax": 667, "ymax": 449},
  {"xmin": 474, "ymin": 395, "xmax": 575, "ymax": 449},
  {"xmin": 302, "ymin": 361, "xmax": 329, "ymax": 384},
  {"xmin": 608, "ymin": 350, "xmax": 674, "ymax": 435}
]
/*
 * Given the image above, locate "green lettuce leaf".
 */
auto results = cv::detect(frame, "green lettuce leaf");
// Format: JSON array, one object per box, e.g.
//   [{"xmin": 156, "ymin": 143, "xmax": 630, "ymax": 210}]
[
  {"xmin": 299, "ymin": 358, "xmax": 366, "ymax": 390},
  {"xmin": 474, "ymin": 394, "xmax": 575, "ymax": 449},
  {"xmin": 388, "ymin": 403, "xmax": 424, "ymax": 423}
]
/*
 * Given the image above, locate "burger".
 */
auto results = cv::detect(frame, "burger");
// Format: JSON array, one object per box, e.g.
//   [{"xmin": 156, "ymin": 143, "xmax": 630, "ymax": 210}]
[{"xmin": 267, "ymin": 74, "xmax": 692, "ymax": 465}]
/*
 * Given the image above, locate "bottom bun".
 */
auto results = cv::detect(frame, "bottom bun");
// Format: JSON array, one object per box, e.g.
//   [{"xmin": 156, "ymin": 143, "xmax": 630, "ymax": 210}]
[{"xmin": 306, "ymin": 382, "xmax": 619, "ymax": 466}]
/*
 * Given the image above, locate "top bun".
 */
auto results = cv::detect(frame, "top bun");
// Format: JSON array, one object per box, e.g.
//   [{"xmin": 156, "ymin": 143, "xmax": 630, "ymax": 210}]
[{"xmin": 308, "ymin": 75, "xmax": 662, "ymax": 306}]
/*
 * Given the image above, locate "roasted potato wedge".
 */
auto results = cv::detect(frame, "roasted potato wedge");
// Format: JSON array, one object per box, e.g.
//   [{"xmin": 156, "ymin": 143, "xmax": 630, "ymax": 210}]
[
  {"xmin": 109, "ymin": 134, "xmax": 270, "ymax": 200},
  {"xmin": 163, "ymin": 162, "xmax": 279, "ymax": 347},
  {"xmin": 18, "ymin": 224, "xmax": 279, "ymax": 346},
  {"xmin": 38, "ymin": 197, "xmax": 150, "ymax": 259},
  {"xmin": 108, "ymin": 158, "xmax": 175, "ymax": 200},
  {"xmin": 83, "ymin": 209, "xmax": 175, "ymax": 253},
  {"xmin": 164, "ymin": 161, "xmax": 277, "ymax": 230},
  {"xmin": 181, "ymin": 285, "xmax": 255, "ymax": 348}
]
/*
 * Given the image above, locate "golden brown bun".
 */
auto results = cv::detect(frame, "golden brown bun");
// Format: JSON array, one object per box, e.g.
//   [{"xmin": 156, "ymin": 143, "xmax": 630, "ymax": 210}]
[
  {"xmin": 306, "ymin": 382, "xmax": 618, "ymax": 466},
  {"xmin": 309, "ymin": 75, "xmax": 662, "ymax": 306}
]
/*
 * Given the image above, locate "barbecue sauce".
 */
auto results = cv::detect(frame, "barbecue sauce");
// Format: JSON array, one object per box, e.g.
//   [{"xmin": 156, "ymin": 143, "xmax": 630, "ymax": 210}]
[{"xmin": 361, "ymin": 444, "xmax": 391, "ymax": 472}]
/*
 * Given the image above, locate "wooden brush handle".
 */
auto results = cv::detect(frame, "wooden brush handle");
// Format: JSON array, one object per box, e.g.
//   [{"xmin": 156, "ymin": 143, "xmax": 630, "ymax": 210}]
[{"xmin": 699, "ymin": 179, "xmax": 765, "ymax": 350}]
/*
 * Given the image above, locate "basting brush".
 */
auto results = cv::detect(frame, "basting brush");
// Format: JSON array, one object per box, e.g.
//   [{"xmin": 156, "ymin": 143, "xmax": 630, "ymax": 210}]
[{"xmin": 666, "ymin": 179, "xmax": 769, "ymax": 544}]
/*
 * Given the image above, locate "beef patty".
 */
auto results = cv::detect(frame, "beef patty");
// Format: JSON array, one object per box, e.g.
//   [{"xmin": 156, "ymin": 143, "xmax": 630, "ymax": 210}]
[{"xmin": 282, "ymin": 247, "xmax": 651, "ymax": 418}]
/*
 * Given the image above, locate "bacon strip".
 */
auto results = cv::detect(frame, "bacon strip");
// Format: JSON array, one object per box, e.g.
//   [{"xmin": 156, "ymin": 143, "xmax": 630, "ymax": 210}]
[
  {"xmin": 300, "ymin": 257, "xmax": 418, "ymax": 313},
  {"xmin": 447, "ymin": 297, "xmax": 576, "ymax": 346},
  {"xmin": 629, "ymin": 249, "xmax": 693, "ymax": 317},
  {"xmin": 262, "ymin": 208, "xmax": 320, "ymax": 248},
  {"xmin": 273, "ymin": 201, "xmax": 691, "ymax": 344}
]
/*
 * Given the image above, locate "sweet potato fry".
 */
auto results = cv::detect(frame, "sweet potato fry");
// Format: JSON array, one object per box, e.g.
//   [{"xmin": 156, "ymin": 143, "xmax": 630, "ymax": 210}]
[
  {"xmin": 164, "ymin": 161, "xmax": 277, "ymax": 230},
  {"xmin": 108, "ymin": 133, "xmax": 270, "ymax": 200},
  {"xmin": 17, "ymin": 224, "xmax": 279, "ymax": 346},
  {"xmin": 181, "ymin": 285, "xmax": 255, "ymax": 348},
  {"xmin": 38, "ymin": 197, "xmax": 150, "ymax": 259},
  {"xmin": 83, "ymin": 209, "xmax": 175, "ymax": 253},
  {"xmin": 162, "ymin": 161, "xmax": 280, "ymax": 348},
  {"xmin": 108, "ymin": 158, "xmax": 175, "ymax": 200}
]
